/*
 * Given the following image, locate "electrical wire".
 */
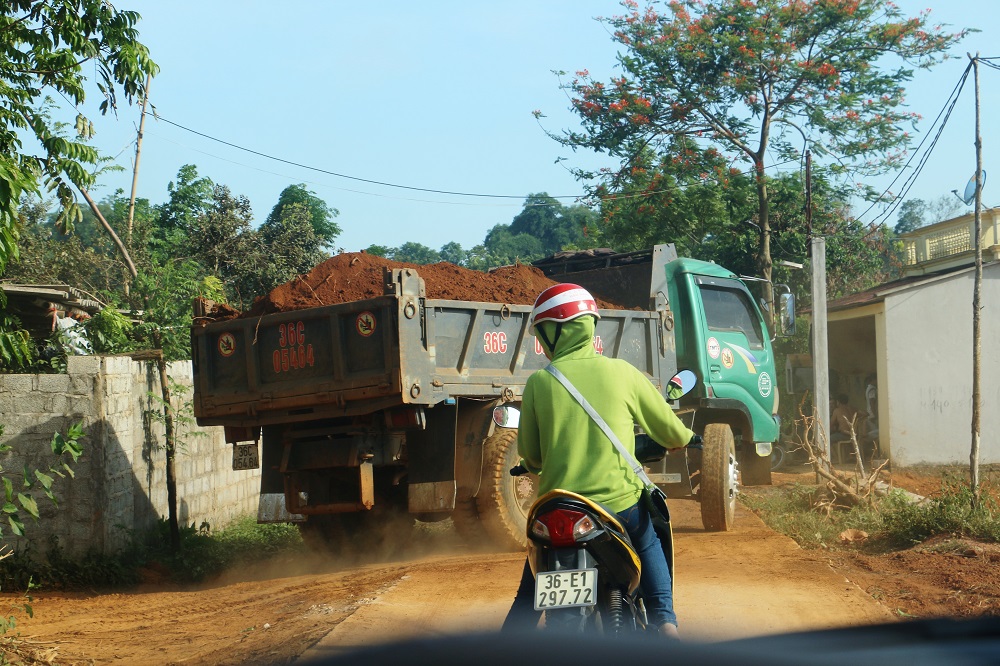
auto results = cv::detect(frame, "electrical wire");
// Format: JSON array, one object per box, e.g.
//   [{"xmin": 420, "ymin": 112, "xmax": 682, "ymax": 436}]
[
  {"xmin": 144, "ymin": 129, "xmax": 530, "ymax": 209},
  {"xmin": 151, "ymin": 113, "xmax": 582, "ymax": 201},
  {"xmin": 144, "ymin": 109, "xmax": 799, "ymax": 209},
  {"xmin": 865, "ymin": 63, "xmax": 971, "ymax": 228},
  {"xmin": 854, "ymin": 61, "xmax": 972, "ymax": 226}
]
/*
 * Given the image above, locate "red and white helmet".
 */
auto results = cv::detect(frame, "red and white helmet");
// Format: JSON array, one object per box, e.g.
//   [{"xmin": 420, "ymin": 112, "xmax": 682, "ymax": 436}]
[{"xmin": 531, "ymin": 283, "xmax": 600, "ymax": 328}]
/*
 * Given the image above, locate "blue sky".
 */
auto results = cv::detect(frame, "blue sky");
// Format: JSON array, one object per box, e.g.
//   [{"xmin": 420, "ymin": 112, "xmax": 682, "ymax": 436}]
[{"xmin": 83, "ymin": 1, "xmax": 998, "ymax": 255}]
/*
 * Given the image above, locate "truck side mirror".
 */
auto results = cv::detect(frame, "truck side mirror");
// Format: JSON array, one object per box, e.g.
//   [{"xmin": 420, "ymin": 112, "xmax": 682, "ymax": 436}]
[{"xmin": 779, "ymin": 292, "xmax": 796, "ymax": 337}]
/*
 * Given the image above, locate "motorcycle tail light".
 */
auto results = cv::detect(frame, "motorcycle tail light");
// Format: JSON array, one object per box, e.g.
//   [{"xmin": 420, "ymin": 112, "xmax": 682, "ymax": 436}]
[{"xmin": 535, "ymin": 509, "xmax": 596, "ymax": 547}]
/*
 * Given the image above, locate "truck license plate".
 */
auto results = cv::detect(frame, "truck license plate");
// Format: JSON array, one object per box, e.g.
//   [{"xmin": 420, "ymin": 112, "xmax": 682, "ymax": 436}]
[
  {"xmin": 232, "ymin": 443, "xmax": 260, "ymax": 470},
  {"xmin": 533, "ymin": 568, "xmax": 597, "ymax": 610}
]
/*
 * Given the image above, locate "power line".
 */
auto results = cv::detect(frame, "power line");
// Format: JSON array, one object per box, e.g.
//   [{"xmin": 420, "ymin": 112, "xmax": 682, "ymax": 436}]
[
  {"xmin": 866, "ymin": 62, "xmax": 971, "ymax": 228},
  {"xmin": 151, "ymin": 113, "xmax": 582, "ymax": 201},
  {"xmin": 144, "ymin": 129, "xmax": 533, "ymax": 210},
  {"xmin": 145, "ymin": 110, "xmax": 799, "ymax": 209},
  {"xmin": 855, "ymin": 62, "xmax": 972, "ymax": 226}
]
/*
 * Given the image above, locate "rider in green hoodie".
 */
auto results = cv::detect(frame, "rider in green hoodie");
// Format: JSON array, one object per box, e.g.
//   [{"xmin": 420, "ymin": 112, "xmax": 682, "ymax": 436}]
[{"xmin": 501, "ymin": 283, "xmax": 696, "ymax": 638}]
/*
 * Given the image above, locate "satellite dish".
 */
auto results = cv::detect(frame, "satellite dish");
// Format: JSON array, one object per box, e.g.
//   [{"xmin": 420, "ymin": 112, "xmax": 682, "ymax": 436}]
[{"xmin": 961, "ymin": 170, "xmax": 986, "ymax": 205}]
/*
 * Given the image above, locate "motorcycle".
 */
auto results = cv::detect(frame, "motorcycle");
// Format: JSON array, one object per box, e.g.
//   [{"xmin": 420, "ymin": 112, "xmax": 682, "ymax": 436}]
[{"xmin": 512, "ymin": 370, "xmax": 697, "ymax": 635}]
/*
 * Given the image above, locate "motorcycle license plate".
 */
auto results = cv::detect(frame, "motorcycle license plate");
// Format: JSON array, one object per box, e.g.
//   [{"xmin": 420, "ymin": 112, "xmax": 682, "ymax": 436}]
[{"xmin": 533, "ymin": 569, "xmax": 598, "ymax": 610}]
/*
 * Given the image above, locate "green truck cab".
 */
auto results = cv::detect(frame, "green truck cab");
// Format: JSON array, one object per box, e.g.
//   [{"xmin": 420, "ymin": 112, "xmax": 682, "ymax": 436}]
[{"xmin": 667, "ymin": 257, "xmax": 780, "ymax": 446}]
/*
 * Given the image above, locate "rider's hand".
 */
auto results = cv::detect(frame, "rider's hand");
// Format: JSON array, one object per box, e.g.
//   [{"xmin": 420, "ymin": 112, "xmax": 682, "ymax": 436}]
[
  {"xmin": 686, "ymin": 435, "xmax": 703, "ymax": 450},
  {"xmin": 509, "ymin": 464, "xmax": 529, "ymax": 476}
]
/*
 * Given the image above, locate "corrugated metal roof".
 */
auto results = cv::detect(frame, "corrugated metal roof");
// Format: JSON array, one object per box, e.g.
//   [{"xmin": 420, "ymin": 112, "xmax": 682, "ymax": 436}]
[{"xmin": 1, "ymin": 283, "xmax": 103, "ymax": 339}]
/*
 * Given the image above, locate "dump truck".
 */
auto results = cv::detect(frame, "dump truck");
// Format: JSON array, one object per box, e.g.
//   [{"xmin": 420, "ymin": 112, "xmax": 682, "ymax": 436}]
[{"xmin": 191, "ymin": 244, "xmax": 790, "ymax": 546}]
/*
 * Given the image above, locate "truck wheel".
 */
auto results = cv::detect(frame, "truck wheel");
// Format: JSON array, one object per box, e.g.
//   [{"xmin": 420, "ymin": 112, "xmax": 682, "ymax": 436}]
[
  {"xmin": 741, "ymin": 447, "xmax": 772, "ymax": 486},
  {"xmin": 770, "ymin": 443, "xmax": 788, "ymax": 472},
  {"xmin": 476, "ymin": 428, "xmax": 535, "ymax": 550},
  {"xmin": 700, "ymin": 423, "xmax": 737, "ymax": 532}
]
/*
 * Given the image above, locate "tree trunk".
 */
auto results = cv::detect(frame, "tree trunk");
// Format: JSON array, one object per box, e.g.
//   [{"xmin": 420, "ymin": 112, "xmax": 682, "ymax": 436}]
[
  {"xmin": 80, "ymin": 187, "xmax": 138, "ymax": 280},
  {"xmin": 970, "ymin": 54, "xmax": 983, "ymax": 508},
  {"xmin": 151, "ymin": 334, "xmax": 180, "ymax": 551},
  {"xmin": 755, "ymin": 159, "xmax": 775, "ymax": 333}
]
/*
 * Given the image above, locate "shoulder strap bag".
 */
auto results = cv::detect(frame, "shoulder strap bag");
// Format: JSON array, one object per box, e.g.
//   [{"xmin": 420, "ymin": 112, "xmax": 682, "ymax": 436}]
[{"xmin": 543, "ymin": 365, "xmax": 672, "ymax": 533}]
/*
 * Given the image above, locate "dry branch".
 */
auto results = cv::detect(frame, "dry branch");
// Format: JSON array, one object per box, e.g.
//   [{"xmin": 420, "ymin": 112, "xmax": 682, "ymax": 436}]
[{"xmin": 792, "ymin": 392, "xmax": 889, "ymax": 509}]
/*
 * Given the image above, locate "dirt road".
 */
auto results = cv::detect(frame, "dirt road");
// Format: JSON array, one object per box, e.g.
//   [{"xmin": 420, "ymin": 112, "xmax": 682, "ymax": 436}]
[{"xmin": 7, "ymin": 497, "xmax": 891, "ymax": 665}]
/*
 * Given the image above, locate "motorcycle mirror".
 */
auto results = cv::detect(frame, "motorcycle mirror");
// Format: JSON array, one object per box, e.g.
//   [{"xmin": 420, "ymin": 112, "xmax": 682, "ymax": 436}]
[
  {"xmin": 493, "ymin": 405, "xmax": 520, "ymax": 428},
  {"xmin": 667, "ymin": 369, "xmax": 697, "ymax": 399}
]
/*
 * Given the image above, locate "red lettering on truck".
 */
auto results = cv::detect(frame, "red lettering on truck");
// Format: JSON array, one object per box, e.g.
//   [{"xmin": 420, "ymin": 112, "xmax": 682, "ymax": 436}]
[{"xmin": 272, "ymin": 321, "xmax": 315, "ymax": 374}]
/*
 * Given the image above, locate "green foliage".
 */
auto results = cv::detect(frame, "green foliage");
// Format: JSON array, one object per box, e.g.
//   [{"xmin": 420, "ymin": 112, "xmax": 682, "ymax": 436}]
[
  {"xmin": 251, "ymin": 201, "xmax": 330, "ymax": 298},
  {"xmin": 157, "ymin": 164, "xmax": 215, "ymax": 239},
  {"xmin": 740, "ymin": 484, "xmax": 861, "ymax": 548},
  {"xmin": 0, "ymin": 329, "xmax": 33, "ymax": 373},
  {"xmin": 894, "ymin": 199, "xmax": 928, "ymax": 235},
  {"xmin": 509, "ymin": 192, "xmax": 594, "ymax": 254},
  {"xmin": 559, "ymin": 0, "xmax": 965, "ymax": 176},
  {"xmin": 265, "ymin": 184, "xmax": 341, "ymax": 247},
  {"xmin": 742, "ymin": 473, "xmax": 1000, "ymax": 553},
  {"xmin": 368, "ymin": 194, "xmax": 600, "ymax": 272},
  {"xmin": 157, "ymin": 517, "xmax": 304, "ymax": 583},
  {"xmin": 879, "ymin": 476, "xmax": 1000, "ymax": 546},
  {"xmin": 0, "ymin": 516, "xmax": 305, "ymax": 591},
  {"xmin": 549, "ymin": 0, "xmax": 967, "ymax": 321},
  {"xmin": 0, "ymin": 0, "xmax": 157, "ymax": 274},
  {"xmin": 363, "ymin": 244, "xmax": 392, "ymax": 258},
  {"xmin": 83, "ymin": 308, "xmax": 134, "ymax": 354},
  {"xmin": 132, "ymin": 259, "xmax": 210, "ymax": 360},
  {"xmin": 144, "ymin": 379, "xmax": 204, "ymax": 455},
  {"xmin": 390, "ymin": 242, "xmax": 442, "ymax": 265},
  {"xmin": 466, "ymin": 193, "xmax": 601, "ymax": 269},
  {"xmin": 0, "ymin": 296, "xmax": 34, "ymax": 372},
  {"xmin": 893, "ymin": 195, "xmax": 966, "ymax": 235},
  {"xmin": 0, "ymin": 423, "xmax": 84, "ymax": 539},
  {"xmin": 0, "ymin": 577, "xmax": 35, "ymax": 640},
  {"xmin": 438, "ymin": 241, "xmax": 468, "ymax": 266},
  {"xmin": 592, "ymin": 142, "xmax": 736, "ymax": 254}
]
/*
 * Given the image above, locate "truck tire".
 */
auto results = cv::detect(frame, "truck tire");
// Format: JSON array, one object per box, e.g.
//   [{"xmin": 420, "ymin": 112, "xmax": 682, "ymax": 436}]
[
  {"xmin": 770, "ymin": 442, "xmax": 788, "ymax": 472},
  {"xmin": 700, "ymin": 423, "xmax": 737, "ymax": 532},
  {"xmin": 476, "ymin": 429, "xmax": 535, "ymax": 550},
  {"xmin": 741, "ymin": 447, "xmax": 772, "ymax": 486}
]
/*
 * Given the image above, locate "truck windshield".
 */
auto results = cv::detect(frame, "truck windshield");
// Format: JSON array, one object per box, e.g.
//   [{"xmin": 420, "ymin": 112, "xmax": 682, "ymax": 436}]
[{"xmin": 698, "ymin": 284, "xmax": 765, "ymax": 350}]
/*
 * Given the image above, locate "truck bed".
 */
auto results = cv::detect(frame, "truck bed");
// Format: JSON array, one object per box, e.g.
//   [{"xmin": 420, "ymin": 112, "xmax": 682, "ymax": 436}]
[{"xmin": 192, "ymin": 268, "xmax": 674, "ymax": 427}]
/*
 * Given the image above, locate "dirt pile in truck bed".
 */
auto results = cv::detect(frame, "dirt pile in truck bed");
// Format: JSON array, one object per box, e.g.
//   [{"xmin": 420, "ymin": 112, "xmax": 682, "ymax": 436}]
[{"xmin": 238, "ymin": 252, "xmax": 623, "ymax": 318}]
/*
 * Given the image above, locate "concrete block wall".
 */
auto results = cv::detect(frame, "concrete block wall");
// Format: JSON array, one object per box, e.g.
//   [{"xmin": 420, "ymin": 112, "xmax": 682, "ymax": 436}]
[{"xmin": 0, "ymin": 356, "xmax": 261, "ymax": 557}]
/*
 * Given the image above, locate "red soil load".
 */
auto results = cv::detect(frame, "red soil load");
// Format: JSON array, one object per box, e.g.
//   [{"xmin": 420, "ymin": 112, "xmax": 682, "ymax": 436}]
[{"xmin": 240, "ymin": 252, "xmax": 622, "ymax": 318}]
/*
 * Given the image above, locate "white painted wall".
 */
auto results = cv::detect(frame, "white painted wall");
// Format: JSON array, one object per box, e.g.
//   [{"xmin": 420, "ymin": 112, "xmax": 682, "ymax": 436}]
[{"xmin": 884, "ymin": 265, "xmax": 1000, "ymax": 465}]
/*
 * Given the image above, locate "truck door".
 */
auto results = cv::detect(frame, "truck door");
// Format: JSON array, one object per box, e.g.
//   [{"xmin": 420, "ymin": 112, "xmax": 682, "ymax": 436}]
[{"xmin": 695, "ymin": 276, "xmax": 776, "ymax": 425}]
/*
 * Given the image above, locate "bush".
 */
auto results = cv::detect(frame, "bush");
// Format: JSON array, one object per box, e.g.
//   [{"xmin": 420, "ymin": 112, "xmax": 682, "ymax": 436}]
[
  {"xmin": 742, "ymin": 475, "xmax": 1000, "ymax": 552},
  {"xmin": 740, "ymin": 484, "xmax": 882, "ymax": 549},
  {"xmin": 0, "ymin": 517, "xmax": 306, "ymax": 591},
  {"xmin": 879, "ymin": 476, "xmax": 1000, "ymax": 547}
]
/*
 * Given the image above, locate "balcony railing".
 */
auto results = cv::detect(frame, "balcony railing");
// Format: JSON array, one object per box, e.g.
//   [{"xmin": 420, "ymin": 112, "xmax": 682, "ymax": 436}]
[{"xmin": 901, "ymin": 209, "xmax": 1000, "ymax": 267}]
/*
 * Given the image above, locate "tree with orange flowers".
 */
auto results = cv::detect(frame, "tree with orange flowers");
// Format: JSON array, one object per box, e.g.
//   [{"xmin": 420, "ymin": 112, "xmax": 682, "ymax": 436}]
[{"xmin": 554, "ymin": 0, "xmax": 968, "ymax": 328}]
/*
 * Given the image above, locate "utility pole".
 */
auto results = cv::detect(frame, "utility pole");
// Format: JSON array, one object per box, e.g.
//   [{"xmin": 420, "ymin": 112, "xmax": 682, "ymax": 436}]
[
  {"xmin": 127, "ymin": 74, "xmax": 151, "ymax": 247},
  {"xmin": 811, "ymin": 237, "xmax": 829, "ymax": 468},
  {"xmin": 969, "ymin": 53, "xmax": 983, "ymax": 507},
  {"xmin": 805, "ymin": 150, "xmax": 813, "ymax": 242}
]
